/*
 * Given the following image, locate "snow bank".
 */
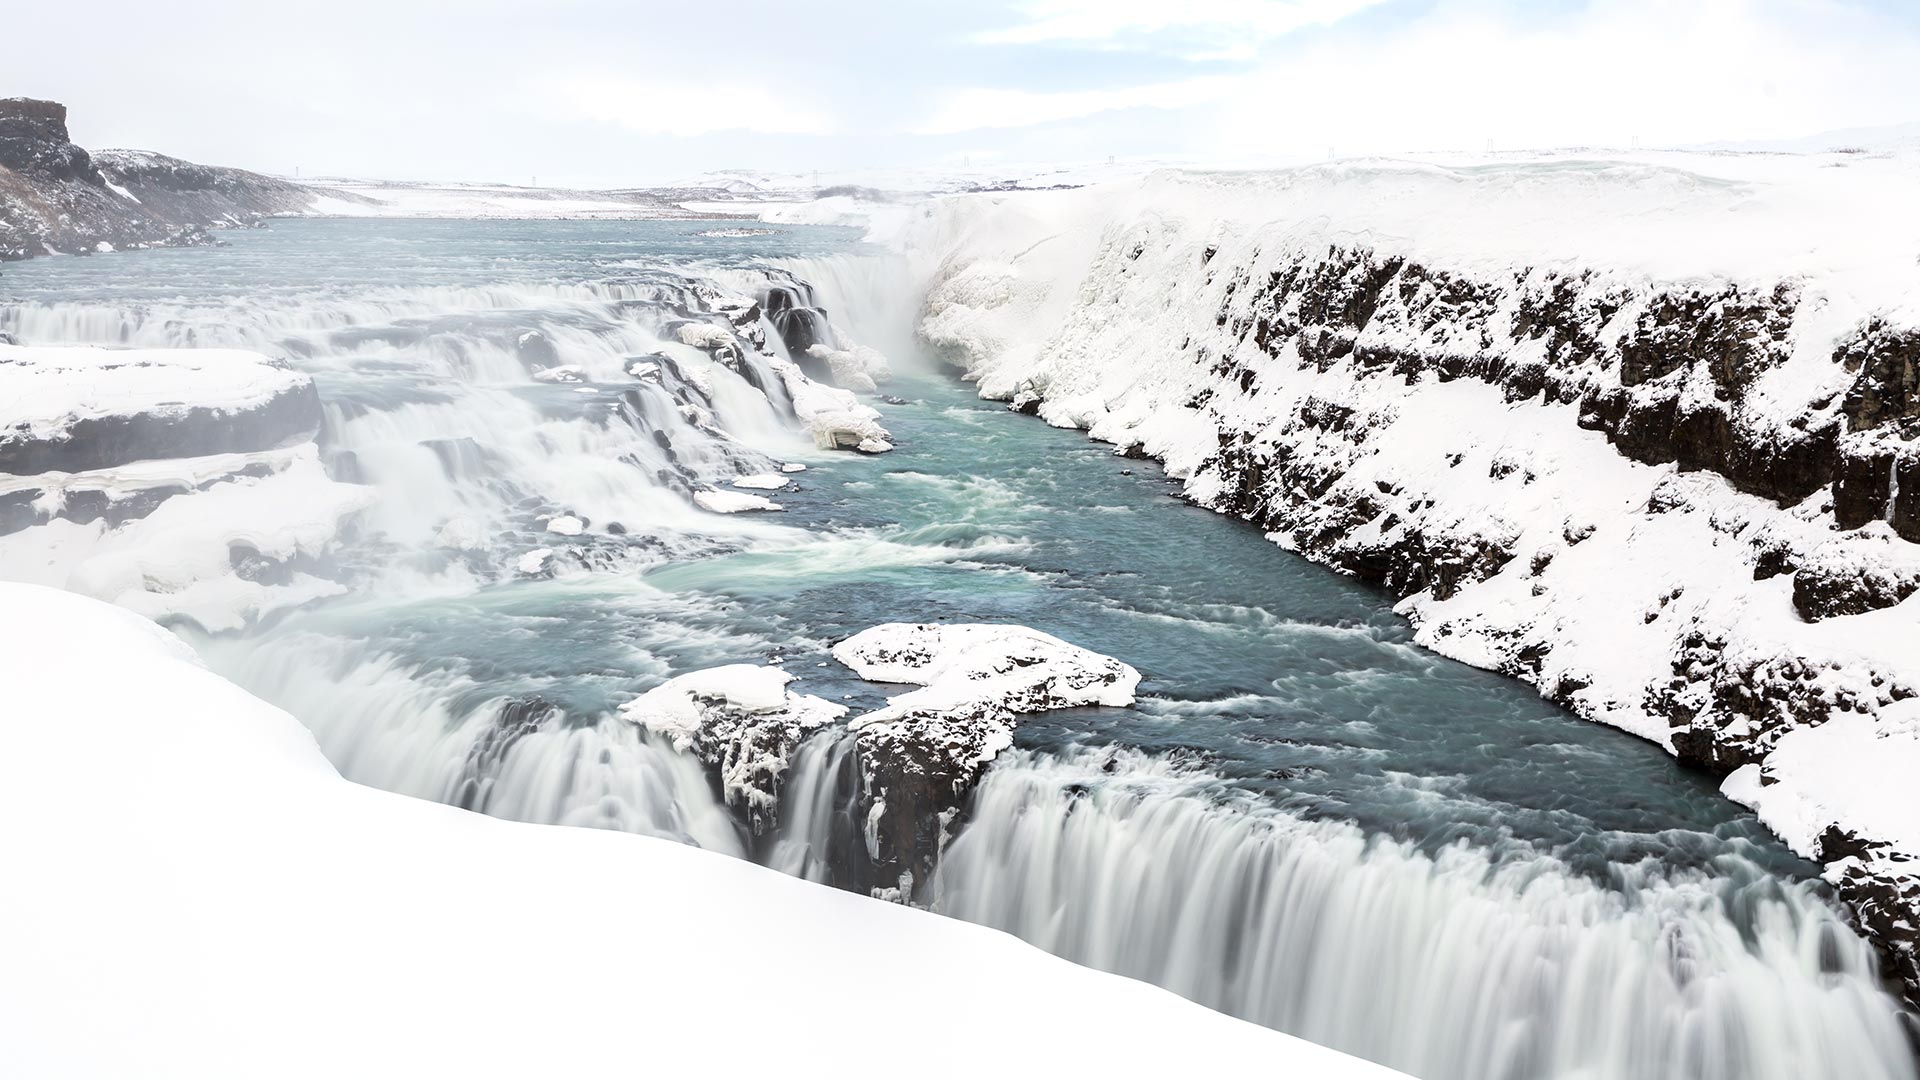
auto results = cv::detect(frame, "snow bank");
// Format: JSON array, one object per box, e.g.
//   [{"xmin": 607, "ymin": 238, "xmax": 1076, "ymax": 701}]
[
  {"xmin": 901, "ymin": 150, "xmax": 1920, "ymax": 998},
  {"xmin": 620, "ymin": 664, "xmax": 847, "ymax": 832},
  {"xmin": 0, "ymin": 583, "xmax": 1399, "ymax": 1079}
]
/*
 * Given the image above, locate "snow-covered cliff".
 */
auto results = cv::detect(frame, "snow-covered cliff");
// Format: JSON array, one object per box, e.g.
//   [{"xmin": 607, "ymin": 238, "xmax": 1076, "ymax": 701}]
[
  {"xmin": 904, "ymin": 151, "xmax": 1920, "ymax": 1001},
  {"xmin": 0, "ymin": 98, "xmax": 325, "ymax": 260}
]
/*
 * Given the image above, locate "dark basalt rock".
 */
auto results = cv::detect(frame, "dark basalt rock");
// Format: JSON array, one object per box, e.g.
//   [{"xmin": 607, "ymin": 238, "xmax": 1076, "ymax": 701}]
[
  {"xmin": 0, "ymin": 380, "xmax": 322, "ymax": 476},
  {"xmin": 1792, "ymin": 560, "xmax": 1920, "ymax": 621}
]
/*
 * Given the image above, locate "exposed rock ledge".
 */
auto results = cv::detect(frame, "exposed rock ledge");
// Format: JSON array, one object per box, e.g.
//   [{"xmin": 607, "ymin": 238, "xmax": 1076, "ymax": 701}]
[
  {"xmin": 622, "ymin": 624, "xmax": 1140, "ymax": 897},
  {"xmin": 906, "ymin": 159, "xmax": 1920, "ymax": 1002}
]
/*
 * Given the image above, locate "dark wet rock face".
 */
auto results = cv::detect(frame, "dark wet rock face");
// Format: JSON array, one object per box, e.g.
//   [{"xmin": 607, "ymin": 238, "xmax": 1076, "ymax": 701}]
[{"xmin": 0, "ymin": 97, "xmax": 319, "ymax": 262}]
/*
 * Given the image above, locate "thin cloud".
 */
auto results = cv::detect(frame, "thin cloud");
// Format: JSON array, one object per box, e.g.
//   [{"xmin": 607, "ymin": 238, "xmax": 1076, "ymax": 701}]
[
  {"xmin": 913, "ymin": 76, "xmax": 1241, "ymax": 135},
  {"xmin": 974, "ymin": 0, "xmax": 1391, "ymax": 48},
  {"xmin": 548, "ymin": 74, "xmax": 836, "ymax": 138}
]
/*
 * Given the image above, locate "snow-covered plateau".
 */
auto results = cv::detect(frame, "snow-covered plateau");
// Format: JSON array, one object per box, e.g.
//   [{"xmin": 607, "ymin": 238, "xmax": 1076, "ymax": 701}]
[
  {"xmin": 0, "ymin": 582, "xmax": 1402, "ymax": 1079},
  {"xmin": 896, "ymin": 149, "xmax": 1920, "ymax": 1001}
]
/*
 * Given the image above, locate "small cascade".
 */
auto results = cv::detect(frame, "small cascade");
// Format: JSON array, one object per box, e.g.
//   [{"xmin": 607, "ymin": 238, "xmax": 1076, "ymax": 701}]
[
  {"xmin": 763, "ymin": 730, "xmax": 873, "ymax": 885},
  {"xmin": 205, "ymin": 633, "xmax": 746, "ymax": 855},
  {"xmin": 757, "ymin": 271, "xmax": 839, "ymax": 361},
  {"xmin": 929, "ymin": 748, "xmax": 1919, "ymax": 1080}
]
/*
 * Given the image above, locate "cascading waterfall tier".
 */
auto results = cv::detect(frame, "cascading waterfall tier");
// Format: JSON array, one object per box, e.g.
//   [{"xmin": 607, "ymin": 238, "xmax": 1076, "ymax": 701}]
[{"xmin": 931, "ymin": 747, "xmax": 1918, "ymax": 1080}]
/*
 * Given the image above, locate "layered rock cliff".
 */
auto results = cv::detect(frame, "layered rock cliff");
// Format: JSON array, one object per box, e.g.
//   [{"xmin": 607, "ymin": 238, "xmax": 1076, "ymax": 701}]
[
  {"xmin": 907, "ymin": 156, "xmax": 1920, "ymax": 1002},
  {"xmin": 0, "ymin": 98, "xmax": 323, "ymax": 260}
]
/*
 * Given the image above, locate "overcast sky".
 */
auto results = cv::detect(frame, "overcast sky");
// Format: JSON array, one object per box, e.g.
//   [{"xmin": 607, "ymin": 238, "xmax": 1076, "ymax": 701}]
[{"xmin": 12, "ymin": 0, "xmax": 1920, "ymax": 186}]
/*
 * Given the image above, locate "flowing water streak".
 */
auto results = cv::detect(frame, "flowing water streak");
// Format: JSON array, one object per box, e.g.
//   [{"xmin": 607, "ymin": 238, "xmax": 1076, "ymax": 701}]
[{"xmin": 931, "ymin": 748, "xmax": 1917, "ymax": 1080}]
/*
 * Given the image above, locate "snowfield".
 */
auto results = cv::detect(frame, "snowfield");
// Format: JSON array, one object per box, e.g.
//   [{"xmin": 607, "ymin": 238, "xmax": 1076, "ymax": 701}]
[
  {"xmin": 893, "ymin": 149, "xmax": 1920, "ymax": 998},
  {"xmin": 0, "ymin": 583, "xmax": 1403, "ymax": 1079}
]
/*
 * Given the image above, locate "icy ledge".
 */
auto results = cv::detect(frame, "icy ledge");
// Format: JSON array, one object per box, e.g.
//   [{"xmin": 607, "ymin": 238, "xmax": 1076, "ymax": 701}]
[
  {"xmin": 0, "ymin": 584, "xmax": 1404, "ymax": 1079},
  {"xmin": 0, "ymin": 343, "xmax": 320, "ymax": 473}
]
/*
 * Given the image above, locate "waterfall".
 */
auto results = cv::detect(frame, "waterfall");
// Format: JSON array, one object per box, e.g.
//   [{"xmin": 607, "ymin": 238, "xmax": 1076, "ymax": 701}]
[
  {"xmin": 930, "ymin": 748, "xmax": 1917, "ymax": 1080},
  {"xmin": 200, "ymin": 632, "xmax": 746, "ymax": 855}
]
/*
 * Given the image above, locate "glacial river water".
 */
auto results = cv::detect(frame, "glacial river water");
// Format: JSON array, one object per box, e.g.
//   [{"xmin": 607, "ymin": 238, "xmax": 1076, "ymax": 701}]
[{"xmin": 2, "ymin": 218, "xmax": 1914, "ymax": 1080}]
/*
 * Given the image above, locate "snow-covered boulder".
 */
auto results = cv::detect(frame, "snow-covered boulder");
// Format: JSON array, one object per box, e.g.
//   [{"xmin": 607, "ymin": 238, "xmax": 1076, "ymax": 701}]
[
  {"xmin": 728, "ymin": 472, "xmax": 789, "ymax": 490},
  {"xmin": 0, "ymin": 343, "xmax": 320, "ymax": 474},
  {"xmin": 620, "ymin": 664, "xmax": 848, "ymax": 834},
  {"xmin": 694, "ymin": 488, "xmax": 781, "ymax": 513},
  {"xmin": 832, "ymin": 624, "xmax": 1141, "ymax": 895}
]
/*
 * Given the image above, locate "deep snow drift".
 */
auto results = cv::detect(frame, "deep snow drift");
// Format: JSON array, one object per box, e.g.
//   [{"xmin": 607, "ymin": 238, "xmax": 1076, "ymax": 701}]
[
  {"xmin": 0, "ymin": 582, "xmax": 1402, "ymax": 1079},
  {"xmin": 897, "ymin": 149, "xmax": 1920, "ymax": 999}
]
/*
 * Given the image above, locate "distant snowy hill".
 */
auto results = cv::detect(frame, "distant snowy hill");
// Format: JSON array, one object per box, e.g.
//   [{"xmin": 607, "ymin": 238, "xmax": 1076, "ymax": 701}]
[{"xmin": 0, "ymin": 98, "xmax": 321, "ymax": 260}]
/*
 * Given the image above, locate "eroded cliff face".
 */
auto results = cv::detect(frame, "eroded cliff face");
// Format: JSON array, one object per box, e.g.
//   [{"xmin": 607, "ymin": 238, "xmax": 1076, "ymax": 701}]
[
  {"xmin": 0, "ymin": 98, "xmax": 321, "ymax": 260},
  {"xmin": 910, "ymin": 161, "xmax": 1920, "ymax": 1002}
]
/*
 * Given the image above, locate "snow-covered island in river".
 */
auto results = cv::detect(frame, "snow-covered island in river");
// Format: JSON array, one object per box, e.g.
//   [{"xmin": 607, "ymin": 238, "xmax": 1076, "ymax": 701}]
[{"xmin": 3, "ymin": 116, "xmax": 1919, "ymax": 1080}]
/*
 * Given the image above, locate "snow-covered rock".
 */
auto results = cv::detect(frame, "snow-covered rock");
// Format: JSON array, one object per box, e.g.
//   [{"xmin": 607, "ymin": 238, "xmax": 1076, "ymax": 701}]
[
  {"xmin": 805, "ymin": 342, "xmax": 891, "ymax": 394},
  {"xmin": 544, "ymin": 514, "xmax": 584, "ymax": 536},
  {"xmin": 675, "ymin": 322, "xmax": 735, "ymax": 350},
  {"xmin": 530, "ymin": 364, "xmax": 585, "ymax": 384},
  {"xmin": 832, "ymin": 623, "xmax": 1140, "ymax": 894},
  {"xmin": 620, "ymin": 664, "xmax": 848, "ymax": 834},
  {"xmin": 0, "ymin": 343, "xmax": 320, "ymax": 474},
  {"xmin": 728, "ymin": 472, "xmax": 789, "ymax": 490},
  {"xmin": 903, "ymin": 154, "xmax": 1920, "ymax": 1000},
  {"xmin": 693, "ymin": 488, "xmax": 781, "ymax": 513},
  {"xmin": 515, "ymin": 547, "xmax": 555, "ymax": 576},
  {"xmin": 0, "ymin": 583, "xmax": 1395, "ymax": 1079}
]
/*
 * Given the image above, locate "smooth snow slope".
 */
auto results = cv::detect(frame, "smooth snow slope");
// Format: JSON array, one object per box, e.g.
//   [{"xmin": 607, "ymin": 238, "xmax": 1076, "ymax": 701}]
[{"xmin": 0, "ymin": 582, "xmax": 1400, "ymax": 1079}]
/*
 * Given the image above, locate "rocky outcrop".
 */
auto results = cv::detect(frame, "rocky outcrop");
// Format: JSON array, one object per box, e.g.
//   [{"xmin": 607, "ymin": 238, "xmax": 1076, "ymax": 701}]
[
  {"xmin": 0, "ymin": 98, "xmax": 321, "ymax": 261},
  {"xmin": 629, "ymin": 625, "xmax": 1140, "ymax": 901},
  {"xmin": 830, "ymin": 624, "xmax": 1141, "ymax": 897}
]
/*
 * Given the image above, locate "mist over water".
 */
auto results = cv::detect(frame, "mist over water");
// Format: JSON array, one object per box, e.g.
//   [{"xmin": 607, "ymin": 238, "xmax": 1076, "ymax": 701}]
[{"xmin": 5, "ymin": 219, "xmax": 1914, "ymax": 1080}]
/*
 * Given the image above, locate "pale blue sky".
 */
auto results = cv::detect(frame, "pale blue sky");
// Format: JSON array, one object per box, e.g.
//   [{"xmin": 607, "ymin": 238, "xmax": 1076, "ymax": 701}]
[{"xmin": 13, "ymin": 0, "xmax": 1920, "ymax": 185}]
